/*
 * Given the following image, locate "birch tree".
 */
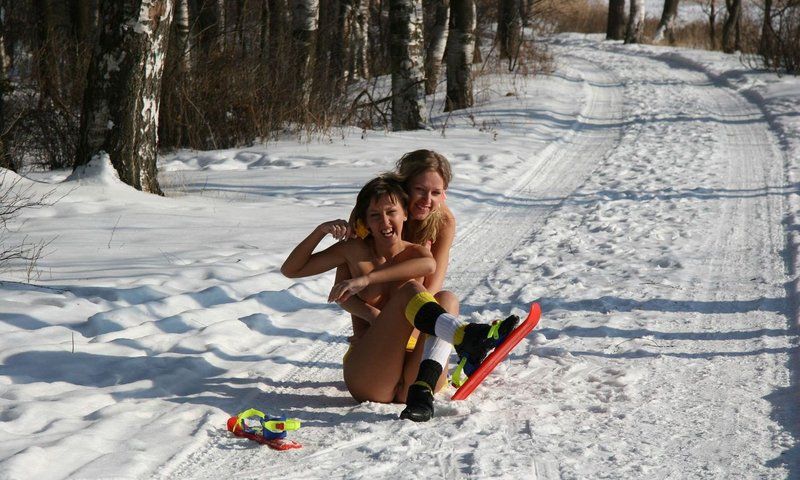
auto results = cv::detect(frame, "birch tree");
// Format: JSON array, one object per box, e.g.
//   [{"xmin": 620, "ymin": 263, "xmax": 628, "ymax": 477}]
[
  {"xmin": 349, "ymin": 0, "xmax": 369, "ymax": 80},
  {"xmin": 0, "ymin": 3, "xmax": 10, "ymax": 171},
  {"xmin": 291, "ymin": 0, "xmax": 319, "ymax": 104},
  {"xmin": 389, "ymin": 0, "xmax": 426, "ymax": 130},
  {"xmin": 625, "ymin": 0, "xmax": 645, "ymax": 44},
  {"xmin": 654, "ymin": 0, "xmax": 680, "ymax": 43},
  {"xmin": 444, "ymin": 0, "xmax": 474, "ymax": 112},
  {"xmin": 607, "ymin": 0, "xmax": 626, "ymax": 40},
  {"xmin": 75, "ymin": 0, "xmax": 174, "ymax": 194},
  {"xmin": 423, "ymin": 0, "xmax": 448, "ymax": 94},
  {"xmin": 174, "ymin": 0, "xmax": 191, "ymax": 72}
]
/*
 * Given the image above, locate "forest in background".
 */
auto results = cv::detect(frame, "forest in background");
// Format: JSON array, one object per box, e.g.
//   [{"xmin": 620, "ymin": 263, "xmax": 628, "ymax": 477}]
[{"xmin": 0, "ymin": 0, "xmax": 796, "ymax": 184}]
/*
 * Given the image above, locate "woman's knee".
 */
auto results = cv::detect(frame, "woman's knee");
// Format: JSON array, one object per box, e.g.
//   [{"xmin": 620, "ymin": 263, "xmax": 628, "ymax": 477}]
[
  {"xmin": 398, "ymin": 279, "xmax": 426, "ymax": 296},
  {"xmin": 434, "ymin": 290, "xmax": 460, "ymax": 314}
]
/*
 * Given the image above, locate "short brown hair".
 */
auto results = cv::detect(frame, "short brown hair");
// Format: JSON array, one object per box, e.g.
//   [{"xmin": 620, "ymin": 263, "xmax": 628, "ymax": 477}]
[{"xmin": 350, "ymin": 176, "xmax": 408, "ymax": 237}]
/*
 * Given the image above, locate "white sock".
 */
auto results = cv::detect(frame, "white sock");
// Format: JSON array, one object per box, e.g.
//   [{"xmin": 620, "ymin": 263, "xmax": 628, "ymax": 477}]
[
  {"xmin": 433, "ymin": 312, "xmax": 467, "ymax": 345},
  {"xmin": 422, "ymin": 335, "xmax": 451, "ymax": 367}
]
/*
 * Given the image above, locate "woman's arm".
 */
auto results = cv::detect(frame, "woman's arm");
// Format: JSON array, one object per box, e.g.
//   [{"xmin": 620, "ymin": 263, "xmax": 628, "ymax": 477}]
[
  {"xmin": 281, "ymin": 220, "xmax": 352, "ymax": 278},
  {"xmin": 328, "ymin": 245, "xmax": 436, "ymax": 303},
  {"xmin": 424, "ymin": 208, "xmax": 456, "ymax": 294},
  {"xmin": 335, "ymin": 264, "xmax": 381, "ymax": 323}
]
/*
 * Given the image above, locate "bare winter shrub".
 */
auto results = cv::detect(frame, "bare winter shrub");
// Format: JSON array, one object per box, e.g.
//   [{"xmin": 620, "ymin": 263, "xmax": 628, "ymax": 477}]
[
  {"xmin": 1, "ymin": 2, "xmax": 91, "ymax": 172},
  {"xmin": 160, "ymin": 52, "xmax": 268, "ymax": 150},
  {"xmin": 758, "ymin": 1, "xmax": 800, "ymax": 74},
  {"xmin": 0, "ymin": 169, "xmax": 54, "ymax": 280},
  {"xmin": 158, "ymin": 0, "xmax": 355, "ymax": 150},
  {"xmin": 5, "ymin": 89, "xmax": 80, "ymax": 171}
]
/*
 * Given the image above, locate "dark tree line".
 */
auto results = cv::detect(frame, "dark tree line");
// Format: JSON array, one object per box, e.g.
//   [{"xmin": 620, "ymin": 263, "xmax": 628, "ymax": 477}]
[
  {"xmin": 3, "ymin": 0, "xmax": 542, "ymax": 193},
  {"xmin": 6, "ymin": 1, "xmax": 795, "ymax": 194}
]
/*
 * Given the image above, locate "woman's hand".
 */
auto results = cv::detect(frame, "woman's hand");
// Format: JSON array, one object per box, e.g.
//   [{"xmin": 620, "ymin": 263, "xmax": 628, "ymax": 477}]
[
  {"xmin": 328, "ymin": 275, "xmax": 369, "ymax": 303},
  {"xmin": 317, "ymin": 220, "xmax": 354, "ymax": 241}
]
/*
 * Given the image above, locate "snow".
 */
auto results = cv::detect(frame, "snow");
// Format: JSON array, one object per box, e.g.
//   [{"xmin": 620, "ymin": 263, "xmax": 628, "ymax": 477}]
[{"xmin": 1, "ymin": 34, "xmax": 799, "ymax": 479}]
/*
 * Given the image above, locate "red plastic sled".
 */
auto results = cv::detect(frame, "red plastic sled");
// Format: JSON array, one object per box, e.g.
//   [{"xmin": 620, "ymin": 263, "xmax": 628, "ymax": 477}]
[{"xmin": 451, "ymin": 302, "xmax": 542, "ymax": 401}]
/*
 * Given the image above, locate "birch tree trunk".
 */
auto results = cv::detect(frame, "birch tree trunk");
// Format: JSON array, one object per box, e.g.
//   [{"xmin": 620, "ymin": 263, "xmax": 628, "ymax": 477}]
[
  {"xmin": 654, "ymin": 0, "xmax": 680, "ymax": 43},
  {"xmin": 389, "ymin": 0, "xmax": 426, "ymax": 130},
  {"xmin": 423, "ymin": 0, "xmax": 448, "ymax": 94},
  {"xmin": 624, "ymin": 0, "xmax": 645, "ymax": 44},
  {"xmin": 174, "ymin": 0, "xmax": 191, "ymax": 72},
  {"xmin": 444, "ymin": 0, "xmax": 474, "ymax": 112},
  {"xmin": 0, "ymin": 4, "xmax": 10, "ymax": 171},
  {"xmin": 0, "ymin": 2, "xmax": 9, "ymax": 73},
  {"xmin": 350, "ymin": 0, "xmax": 369, "ymax": 80},
  {"xmin": 291, "ymin": 0, "xmax": 319, "ymax": 104},
  {"xmin": 606, "ymin": 0, "xmax": 626, "ymax": 40},
  {"xmin": 75, "ymin": 0, "xmax": 174, "ymax": 194},
  {"xmin": 218, "ymin": 0, "xmax": 227, "ymax": 50},
  {"xmin": 333, "ymin": 0, "xmax": 354, "ymax": 90},
  {"xmin": 721, "ymin": 0, "xmax": 740, "ymax": 53}
]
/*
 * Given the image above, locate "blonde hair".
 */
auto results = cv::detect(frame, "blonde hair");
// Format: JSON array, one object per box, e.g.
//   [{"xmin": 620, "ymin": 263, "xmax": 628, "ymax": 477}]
[{"xmin": 391, "ymin": 149, "xmax": 452, "ymax": 245}]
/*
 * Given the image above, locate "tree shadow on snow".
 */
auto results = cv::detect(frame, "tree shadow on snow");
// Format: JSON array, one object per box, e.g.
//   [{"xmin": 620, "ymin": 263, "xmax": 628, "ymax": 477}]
[
  {"xmin": 446, "ymin": 183, "xmax": 799, "ymax": 215},
  {"xmin": 764, "ymin": 339, "xmax": 800, "ymax": 477}
]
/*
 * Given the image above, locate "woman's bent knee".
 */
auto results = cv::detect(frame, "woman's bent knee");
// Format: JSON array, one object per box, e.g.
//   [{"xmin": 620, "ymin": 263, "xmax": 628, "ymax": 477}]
[{"xmin": 434, "ymin": 290, "xmax": 459, "ymax": 314}]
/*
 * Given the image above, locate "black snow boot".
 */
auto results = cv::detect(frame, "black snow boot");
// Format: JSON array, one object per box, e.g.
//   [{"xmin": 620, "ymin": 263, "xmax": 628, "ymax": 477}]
[{"xmin": 400, "ymin": 383, "xmax": 434, "ymax": 422}]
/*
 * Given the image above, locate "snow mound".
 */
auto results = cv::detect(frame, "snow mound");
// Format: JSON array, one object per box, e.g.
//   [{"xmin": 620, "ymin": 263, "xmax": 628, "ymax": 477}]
[
  {"xmin": 0, "ymin": 167, "xmax": 26, "ymax": 184},
  {"xmin": 66, "ymin": 152, "xmax": 129, "ymax": 187}
]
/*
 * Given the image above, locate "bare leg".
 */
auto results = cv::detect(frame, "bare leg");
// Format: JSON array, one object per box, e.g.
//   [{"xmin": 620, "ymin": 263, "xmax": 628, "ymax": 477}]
[
  {"xmin": 343, "ymin": 280, "xmax": 429, "ymax": 402},
  {"xmin": 394, "ymin": 290, "xmax": 459, "ymax": 402},
  {"xmin": 348, "ymin": 314, "xmax": 370, "ymax": 345}
]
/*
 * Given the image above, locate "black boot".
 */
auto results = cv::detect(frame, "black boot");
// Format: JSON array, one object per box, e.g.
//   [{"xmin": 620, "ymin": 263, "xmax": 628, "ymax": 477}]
[
  {"xmin": 400, "ymin": 383, "xmax": 434, "ymax": 422},
  {"xmin": 454, "ymin": 315, "xmax": 520, "ymax": 372}
]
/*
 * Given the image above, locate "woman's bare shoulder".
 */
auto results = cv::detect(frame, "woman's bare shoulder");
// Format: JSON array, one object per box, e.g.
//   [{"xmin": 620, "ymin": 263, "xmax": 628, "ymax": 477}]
[
  {"xmin": 335, "ymin": 237, "xmax": 372, "ymax": 257},
  {"xmin": 440, "ymin": 204, "xmax": 456, "ymax": 228},
  {"xmin": 397, "ymin": 241, "xmax": 432, "ymax": 259}
]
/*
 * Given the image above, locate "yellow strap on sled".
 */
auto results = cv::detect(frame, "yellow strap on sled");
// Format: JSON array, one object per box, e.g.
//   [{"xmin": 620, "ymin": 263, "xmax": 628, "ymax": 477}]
[
  {"xmin": 234, "ymin": 408, "xmax": 266, "ymax": 429},
  {"xmin": 450, "ymin": 357, "xmax": 469, "ymax": 388}
]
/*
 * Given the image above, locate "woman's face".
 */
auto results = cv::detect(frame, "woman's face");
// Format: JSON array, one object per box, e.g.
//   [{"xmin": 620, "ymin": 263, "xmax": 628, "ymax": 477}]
[
  {"xmin": 407, "ymin": 170, "xmax": 446, "ymax": 221},
  {"xmin": 365, "ymin": 194, "xmax": 407, "ymax": 244}
]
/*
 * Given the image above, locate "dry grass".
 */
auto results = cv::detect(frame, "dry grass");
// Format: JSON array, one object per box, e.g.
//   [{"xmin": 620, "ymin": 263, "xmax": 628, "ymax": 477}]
[{"xmin": 548, "ymin": 0, "xmax": 609, "ymax": 34}]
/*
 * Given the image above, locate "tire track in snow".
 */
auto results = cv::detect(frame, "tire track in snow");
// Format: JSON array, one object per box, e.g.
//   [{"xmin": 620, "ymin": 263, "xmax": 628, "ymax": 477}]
[
  {"xmin": 516, "ymin": 36, "xmax": 795, "ymax": 478},
  {"xmin": 447, "ymin": 53, "xmax": 625, "ymax": 308}
]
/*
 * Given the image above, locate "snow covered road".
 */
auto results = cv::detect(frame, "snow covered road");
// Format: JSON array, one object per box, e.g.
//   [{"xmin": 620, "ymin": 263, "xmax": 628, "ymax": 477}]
[
  {"xmin": 158, "ymin": 36, "xmax": 797, "ymax": 479},
  {"xmin": 1, "ymin": 35, "xmax": 798, "ymax": 479}
]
